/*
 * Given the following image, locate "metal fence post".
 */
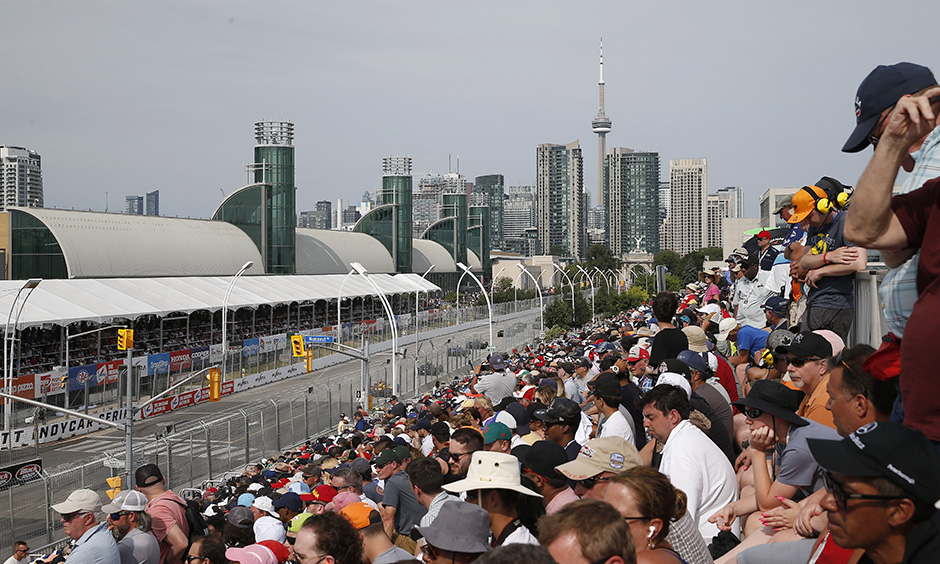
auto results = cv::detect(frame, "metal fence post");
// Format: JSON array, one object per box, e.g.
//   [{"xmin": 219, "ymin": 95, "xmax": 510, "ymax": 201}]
[
  {"xmin": 271, "ymin": 400, "xmax": 281, "ymax": 452},
  {"xmin": 188, "ymin": 432, "xmax": 195, "ymax": 487},
  {"xmin": 200, "ymin": 422, "xmax": 212, "ymax": 482},
  {"xmin": 303, "ymin": 393, "xmax": 309, "ymax": 439},
  {"xmin": 239, "ymin": 409, "xmax": 249, "ymax": 464}
]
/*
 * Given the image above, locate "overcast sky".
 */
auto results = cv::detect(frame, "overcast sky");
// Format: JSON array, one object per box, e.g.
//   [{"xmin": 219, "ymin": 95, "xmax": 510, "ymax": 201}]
[{"xmin": 4, "ymin": 1, "xmax": 936, "ymax": 219}]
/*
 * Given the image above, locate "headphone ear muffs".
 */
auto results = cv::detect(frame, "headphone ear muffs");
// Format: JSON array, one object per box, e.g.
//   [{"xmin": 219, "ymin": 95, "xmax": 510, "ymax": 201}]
[
  {"xmin": 834, "ymin": 192, "xmax": 850, "ymax": 209},
  {"xmin": 816, "ymin": 198, "xmax": 833, "ymax": 214}
]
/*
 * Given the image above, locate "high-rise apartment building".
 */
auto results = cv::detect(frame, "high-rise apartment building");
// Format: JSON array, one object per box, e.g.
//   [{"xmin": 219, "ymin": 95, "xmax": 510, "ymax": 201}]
[
  {"xmin": 473, "ymin": 174, "xmax": 504, "ymax": 249},
  {"xmin": 125, "ymin": 195, "xmax": 144, "ymax": 215},
  {"xmin": 605, "ymin": 148, "xmax": 661, "ymax": 254},
  {"xmin": 145, "ymin": 190, "xmax": 159, "ymax": 216},
  {"xmin": 759, "ymin": 187, "xmax": 797, "ymax": 229},
  {"xmin": 537, "ymin": 141, "xmax": 585, "ymax": 258},
  {"xmin": 716, "ymin": 186, "xmax": 743, "ymax": 218},
  {"xmin": 0, "ymin": 146, "xmax": 43, "ymax": 210},
  {"xmin": 413, "ymin": 172, "xmax": 465, "ymax": 237},
  {"xmin": 706, "ymin": 194, "xmax": 730, "ymax": 249},
  {"xmin": 313, "ymin": 200, "xmax": 332, "ymax": 229},
  {"xmin": 503, "ymin": 185, "xmax": 536, "ymax": 240},
  {"xmin": 663, "ymin": 158, "xmax": 708, "ymax": 255}
]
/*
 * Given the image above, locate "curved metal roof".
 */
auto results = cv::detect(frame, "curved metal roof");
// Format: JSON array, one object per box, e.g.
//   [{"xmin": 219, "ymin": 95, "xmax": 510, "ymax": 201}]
[
  {"xmin": 0, "ymin": 273, "xmax": 440, "ymax": 329},
  {"xmin": 467, "ymin": 250, "xmax": 482, "ymax": 271},
  {"xmin": 295, "ymin": 228, "xmax": 394, "ymax": 274},
  {"xmin": 13, "ymin": 208, "xmax": 265, "ymax": 278},
  {"xmin": 412, "ymin": 239, "xmax": 457, "ymax": 273}
]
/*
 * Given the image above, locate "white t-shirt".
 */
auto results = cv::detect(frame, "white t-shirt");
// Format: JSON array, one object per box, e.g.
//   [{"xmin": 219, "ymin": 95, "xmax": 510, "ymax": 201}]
[
  {"xmin": 502, "ymin": 524, "xmax": 539, "ymax": 546},
  {"xmin": 421, "ymin": 434, "xmax": 434, "ymax": 456},
  {"xmin": 660, "ymin": 420, "xmax": 739, "ymax": 539},
  {"xmin": 598, "ymin": 409, "xmax": 634, "ymax": 443}
]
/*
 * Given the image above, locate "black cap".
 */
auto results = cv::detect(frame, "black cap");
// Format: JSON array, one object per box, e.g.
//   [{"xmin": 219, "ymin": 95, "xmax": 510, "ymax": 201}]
[
  {"xmin": 808, "ymin": 422, "xmax": 940, "ymax": 506},
  {"xmin": 778, "ymin": 331, "xmax": 832, "ymax": 359},
  {"xmin": 732, "ymin": 380, "xmax": 808, "ymax": 427},
  {"xmin": 518, "ymin": 440, "xmax": 567, "ymax": 480},
  {"xmin": 505, "ymin": 402, "xmax": 530, "ymax": 435},
  {"xmin": 575, "ymin": 357, "xmax": 592, "ymax": 369},
  {"xmin": 430, "ymin": 422, "xmax": 450, "ymax": 438},
  {"xmin": 588, "ymin": 372, "xmax": 621, "ymax": 398},
  {"xmin": 843, "ymin": 63, "xmax": 937, "ymax": 153},
  {"xmin": 533, "ymin": 397, "xmax": 581, "ymax": 426},
  {"xmin": 657, "ymin": 358, "xmax": 691, "ymax": 380},
  {"xmin": 272, "ymin": 492, "xmax": 303, "ymax": 513}
]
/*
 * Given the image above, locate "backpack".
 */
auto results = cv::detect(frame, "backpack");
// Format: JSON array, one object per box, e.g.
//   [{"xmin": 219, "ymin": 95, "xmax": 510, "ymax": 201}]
[{"xmin": 183, "ymin": 499, "xmax": 210, "ymax": 540}]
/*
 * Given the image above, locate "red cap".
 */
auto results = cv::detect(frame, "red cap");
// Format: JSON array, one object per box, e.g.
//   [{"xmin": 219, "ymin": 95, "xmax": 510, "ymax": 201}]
[
  {"xmin": 257, "ymin": 540, "xmax": 291, "ymax": 563},
  {"xmin": 311, "ymin": 484, "xmax": 337, "ymax": 503},
  {"xmin": 757, "ymin": 230, "xmax": 772, "ymax": 239},
  {"xmin": 626, "ymin": 345, "xmax": 650, "ymax": 362}
]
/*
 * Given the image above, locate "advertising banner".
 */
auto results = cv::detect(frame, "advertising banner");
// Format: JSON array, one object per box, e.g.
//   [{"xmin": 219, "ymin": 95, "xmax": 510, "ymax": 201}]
[
  {"xmin": 147, "ymin": 353, "xmax": 170, "ymax": 376},
  {"xmin": 68, "ymin": 364, "xmax": 97, "ymax": 392},
  {"xmin": 190, "ymin": 346, "xmax": 210, "ymax": 369},
  {"xmin": 0, "ymin": 458, "xmax": 42, "ymax": 490},
  {"xmin": 242, "ymin": 338, "xmax": 259, "ymax": 358},
  {"xmin": 209, "ymin": 344, "xmax": 223, "ymax": 364},
  {"xmin": 96, "ymin": 360, "xmax": 122, "ymax": 386},
  {"xmin": 169, "ymin": 349, "xmax": 191, "ymax": 372},
  {"xmin": 38, "ymin": 372, "xmax": 64, "ymax": 396},
  {"xmin": 1, "ymin": 374, "xmax": 37, "ymax": 400}
]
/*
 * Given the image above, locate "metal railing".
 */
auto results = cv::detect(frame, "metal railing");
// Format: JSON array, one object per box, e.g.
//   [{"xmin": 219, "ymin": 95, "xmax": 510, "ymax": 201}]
[{"xmin": 6, "ymin": 300, "xmax": 550, "ymax": 553}]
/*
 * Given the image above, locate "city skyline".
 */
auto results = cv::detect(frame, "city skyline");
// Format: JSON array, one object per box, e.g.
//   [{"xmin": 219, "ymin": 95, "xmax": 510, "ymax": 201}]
[{"xmin": 3, "ymin": 2, "xmax": 934, "ymax": 219}]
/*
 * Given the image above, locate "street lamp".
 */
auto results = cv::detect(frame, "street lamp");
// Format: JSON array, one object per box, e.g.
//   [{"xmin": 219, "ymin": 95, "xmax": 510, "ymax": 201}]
[
  {"xmin": 594, "ymin": 267, "xmax": 611, "ymax": 297},
  {"xmin": 575, "ymin": 265, "xmax": 595, "ymax": 321},
  {"xmin": 491, "ymin": 267, "xmax": 506, "ymax": 295},
  {"xmin": 351, "ymin": 262, "xmax": 400, "ymax": 396},
  {"xmin": 4, "ymin": 278, "xmax": 40, "ymax": 434},
  {"xmin": 457, "ymin": 262, "xmax": 494, "ymax": 354},
  {"xmin": 517, "ymin": 264, "xmax": 544, "ymax": 338},
  {"xmin": 414, "ymin": 265, "xmax": 435, "ymax": 385},
  {"xmin": 552, "ymin": 263, "xmax": 576, "ymax": 321},
  {"xmin": 222, "ymin": 262, "xmax": 254, "ymax": 384}
]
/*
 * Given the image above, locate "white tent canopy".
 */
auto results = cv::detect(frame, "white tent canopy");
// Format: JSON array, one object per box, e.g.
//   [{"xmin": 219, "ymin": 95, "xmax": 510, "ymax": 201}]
[{"xmin": 0, "ymin": 273, "xmax": 441, "ymax": 330}]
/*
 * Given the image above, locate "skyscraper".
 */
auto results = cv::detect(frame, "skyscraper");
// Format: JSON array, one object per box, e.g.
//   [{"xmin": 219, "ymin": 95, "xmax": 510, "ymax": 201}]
[
  {"xmin": 254, "ymin": 120, "xmax": 296, "ymax": 274},
  {"xmin": 473, "ymin": 174, "xmax": 504, "ymax": 249},
  {"xmin": 605, "ymin": 148, "xmax": 661, "ymax": 254},
  {"xmin": 0, "ymin": 146, "xmax": 43, "ymax": 210},
  {"xmin": 537, "ymin": 141, "xmax": 585, "ymax": 258},
  {"xmin": 706, "ymin": 193, "xmax": 730, "ymax": 249},
  {"xmin": 663, "ymin": 158, "xmax": 708, "ymax": 255},
  {"xmin": 145, "ymin": 190, "xmax": 160, "ymax": 216},
  {"xmin": 125, "ymin": 195, "xmax": 143, "ymax": 215},
  {"xmin": 716, "ymin": 186, "xmax": 743, "ymax": 218},
  {"xmin": 592, "ymin": 39, "xmax": 612, "ymax": 206}
]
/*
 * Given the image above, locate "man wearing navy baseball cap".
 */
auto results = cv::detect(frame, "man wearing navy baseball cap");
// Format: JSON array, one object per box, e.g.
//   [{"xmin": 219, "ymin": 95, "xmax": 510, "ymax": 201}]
[
  {"xmin": 842, "ymin": 62, "xmax": 940, "ymax": 446},
  {"xmin": 808, "ymin": 422, "xmax": 940, "ymax": 563}
]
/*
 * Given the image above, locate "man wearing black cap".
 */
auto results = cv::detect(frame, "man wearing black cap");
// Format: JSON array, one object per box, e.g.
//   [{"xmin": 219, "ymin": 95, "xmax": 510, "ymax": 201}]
[
  {"xmin": 470, "ymin": 354, "xmax": 516, "ymax": 403},
  {"xmin": 533, "ymin": 398, "xmax": 583, "ymax": 461},
  {"xmin": 374, "ymin": 447, "xmax": 427, "ymax": 540},
  {"xmin": 761, "ymin": 296, "xmax": 789, "ymax": 331},
  {"xmin": 842, "ymin": 63, "xmax": 940, "ymax": 447},
  {"xmin": 711, "ymin": 380, "xmax": 839, "ymax": 535},
  {"xmin": 808, "ymin": 422, "xmax": 940, "ymax": 563},
  {"xmin": 517, "ymin": 441, "xmax": 579, "ymax": 514},
  {"xmin": 135, "ymin": 463, "xmax": 189, "ymax": 564},
  {"xmin": 588, "ymin": 372, "xmax": 634, "ymax": 444},
  {"xmin": 778, "ymin": 331, "xmax": 836, "ymax": 429},
  {"xmin": 411, "ymin": 419, "xmax": 434, "ymax": 456}
]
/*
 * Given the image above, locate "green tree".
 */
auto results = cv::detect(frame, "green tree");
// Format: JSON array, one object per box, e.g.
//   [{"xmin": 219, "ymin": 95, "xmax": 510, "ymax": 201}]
[
  {"xmin": 549, "ymin": 245, "xmax": 569, "ymax": 257},
  {"xmin": 700, "ymin": 246, "xmax": 724, "ymax": 261},
  {"xmin": 654, "ymin": 250, "xmax": 682, "ymax": 273},
  {"xmin": 584, "ymin": 244, "xmax": 619, "ymax": 272},
  {"xmin": 682, "ymin": 251, "xmax": 706, "ymax": 284},
  {"xmin": 543, "ymin": 298, "xmax": 574, "ymax": 329}
]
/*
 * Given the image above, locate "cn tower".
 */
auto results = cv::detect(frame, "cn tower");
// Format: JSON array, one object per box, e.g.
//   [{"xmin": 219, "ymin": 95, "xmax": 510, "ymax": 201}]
[{"xmin": 592, "ymin": 38, "xmax": 612, "ymax": 205}]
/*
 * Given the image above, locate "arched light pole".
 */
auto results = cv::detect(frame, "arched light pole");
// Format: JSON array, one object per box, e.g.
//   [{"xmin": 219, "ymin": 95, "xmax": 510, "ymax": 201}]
[
  {"xmin": 457, "ymin": 262, "xmax": 494, "ymax": 354},
  {"xmin": 513, "ymin": 269, "xmax": 527, "ymax": 312},
  {"xmin": 456, "ymin": 268, "xmax": 473, "ymax": 325},
  {"xmin": 222, "ymin": 262, "xmax": 253, "ymax": 384},
  {"xmin": 351, "ymin": 262, "xmax": 400, "ymax": 396},
  {"xmin": 517, "ymin": 264, "xmax": 544, "ymax": 338},
  {"xmin": 335, "ymin": 268, "xmax": 357, "ymax": 344},
  {"xmin": 594, "ymin": 267, "xmax": 611, "ymax": 297},
  {"xmin": 413, "ymin": 265, "xmax": 435, "ymax": 391},
  {"xmin": 552, "ymin": 263, "xmax": 576, "ymax": 321},
  {"xmin": 576, "ymin": 265, "xmax": 595, "ymax": 321},
  {"xmin": 4, "ymin": 278, "xmax": 41, "ymax": 434},
  {"xmin": 491, "ymin": 267, "xmax": 506, "ymax": 295}
]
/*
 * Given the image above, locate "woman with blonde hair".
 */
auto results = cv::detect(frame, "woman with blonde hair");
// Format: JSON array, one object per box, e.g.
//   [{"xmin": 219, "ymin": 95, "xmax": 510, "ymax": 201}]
[{"xmin": 604, "ymin": 466, "xmax": 691, "ymax": 564}]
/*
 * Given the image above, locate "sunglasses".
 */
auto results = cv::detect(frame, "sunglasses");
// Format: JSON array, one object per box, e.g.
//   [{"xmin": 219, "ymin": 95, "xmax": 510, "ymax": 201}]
[
  {"xmin": 577, "ymin": 475, "xmax": 612, "ymax": 490},
  {"xmin": 109, "ymin": 511, "xmax": 132, "ymax": 521},
  {"xmin": 823, "ymin": 472, "xmax": 906, "ymax": 511},
  {"xmin": 61, "ymin": 511, "xmax": 87, "ymax": 522},
  {"xmin": 788, "ymin": 357, "xmax": 821, "ymax": 368},
  {"xmin": 742, "ymin": 408, "xmax": 763, "ymax": 419}
]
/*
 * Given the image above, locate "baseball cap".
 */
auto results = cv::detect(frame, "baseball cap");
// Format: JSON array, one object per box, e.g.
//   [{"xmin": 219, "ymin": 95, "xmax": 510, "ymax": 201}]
[
  {"xmin": 102, "ymin": 490, "xmax": 148, "ymax": 514},
  {"xmin": 411, "ymin": 419, "xmax": 431, "ymax": 431},
  {"xmin": 761, "ymin": 296, "xmax": 788, "ymax": 316},
  {"xmin": 772, "ymin": 195, "xmax": 794, "ymax": 215},
  {"xmin": 717, "ymin": 318, "xmax": 738, "ymax": 341},
  {"xmin": 517, "ymin": 440, "xmax": 567, "ymax": 480},
  {"xmin": 532, "ymin": 398, "xmax": 582, "ymax": 426},
  {"xmin": 732, "ymin": 380, "xmax": 808, "ymax": 427},
  {"xmin": 778, "ymin": 331, "xmax": 832, "ymax": 359},
  {"xmin": 682, "ymin": 326, "xmax": 709, "ymax": 353},
  {"xmin": 654, "ymin": 373, "xmax": 692, "ymax": 400},
  {"xmin": 788, "ymin": 185, "xmax": 829, "ymax": 224},
  {"xmin": 481, "ymin": 422, "xmax": 512, "ymax": 445},
  {"xmin": 225, "ymin": 544, "xmax": 280, "ymax": 564},
  {"xmin": 488, "ymin": 353, "xmax": 507, "ymax": 371},
  {"xmin": 843, "ymin": 62, "xmax": 937, "ymax": 153},
  {"xmin": 227, "ymin": 506, "xmax": 255, "ymax": 529},
  {"xmin": 236, "ymin": 493, "xmax": 256, "ymax": 507},
  {"xmin": 626, "ymin": 345, "xmax": 649, "ymax": 362},
  {"xmin": 340, "ymin": 502, "xmax": 383, "ymax": 530},
  {"xmin": 372, "ymin": 448, "xmax": 399, "ymax": 467},
  {"xmin": 677, "ymin": 350, "xmax": 709, "ymax": 375},
  {"xmin": 251, "ymin": 496, "xmax": 277, "ymax": 516},
  {"xmin": 272, "ymin": 492, "xmax": 303, "ymax": 513},
  {"xmin": 808, "ymin": 421, "xmax": 940, "ymax": 505},
  {"xmin": 51, "ymin": 489, "xmax": 102, "ymax": 515},
  {"xmin": 588, "ymin": 372, "xmax": 621, "ymax": 398},
  {"xmin": 757, "ymin": 230, "xmax": 772, "ymax": 239},
  {"xmin": 556, "ymin": 437, "xmax": 642, "ymax": 480}
]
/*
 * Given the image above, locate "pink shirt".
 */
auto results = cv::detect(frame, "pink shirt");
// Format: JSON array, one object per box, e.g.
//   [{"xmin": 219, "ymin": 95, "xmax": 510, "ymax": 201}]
[{"xmin": 545, "ymin": 487, "xmax": 580, "ymax": 514}]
